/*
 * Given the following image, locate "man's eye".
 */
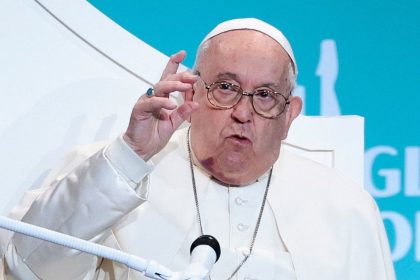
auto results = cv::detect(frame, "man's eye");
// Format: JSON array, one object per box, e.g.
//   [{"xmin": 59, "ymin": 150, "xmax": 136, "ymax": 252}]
[
  {"xmin": 257, "ymin": 90, "xmax": 274, "ymax": 98},
  {"xmin": 218, "ymin": 83, "xmax": 235, "ymax": 91}
]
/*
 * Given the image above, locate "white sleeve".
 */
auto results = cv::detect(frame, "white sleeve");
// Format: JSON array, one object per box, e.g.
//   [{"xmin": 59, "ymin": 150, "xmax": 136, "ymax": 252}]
[
  {"xmin": 104, "ymin": 135, "xmax": 153, "ymax": 197},
  {"xmin": 3, "ymin": 137, "xmax": 153, "ymax": 280}
]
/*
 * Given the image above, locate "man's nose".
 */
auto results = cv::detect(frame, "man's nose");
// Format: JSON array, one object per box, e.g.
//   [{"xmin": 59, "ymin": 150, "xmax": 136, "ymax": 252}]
[{"xmin": 231, "ymin": 94, "xmax": 253, "ymax": 123}]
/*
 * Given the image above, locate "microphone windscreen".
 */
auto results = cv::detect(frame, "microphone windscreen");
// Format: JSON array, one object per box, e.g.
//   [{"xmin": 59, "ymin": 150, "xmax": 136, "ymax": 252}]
[{"xmin": 190, "ymin": 235, "xmax": 221, "ymax": 262}]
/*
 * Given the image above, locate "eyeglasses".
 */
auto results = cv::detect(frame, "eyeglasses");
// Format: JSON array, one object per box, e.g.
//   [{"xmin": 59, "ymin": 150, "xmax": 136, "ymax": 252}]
[{"xmin": 198, "ymin": 78, "xmax": 291, "ymax": 119}]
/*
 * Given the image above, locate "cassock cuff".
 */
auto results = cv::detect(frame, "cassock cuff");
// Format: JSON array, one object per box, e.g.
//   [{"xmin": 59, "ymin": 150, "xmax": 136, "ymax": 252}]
[{"xmin": 104, "ymin": 135, "xmax": 154, "ymax": 197}]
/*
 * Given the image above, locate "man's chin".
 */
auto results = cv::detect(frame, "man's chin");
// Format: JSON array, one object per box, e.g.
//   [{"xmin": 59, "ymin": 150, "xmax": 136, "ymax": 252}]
[
  {"xmin": 224, "ymin": 150, "xmax": 250, "ymax": 164},
  {"xmin": 210, "ymin": 163, "xmax": 258, "ymax": 186},
  {"xmin": 211, "ymin": 172, "xmax": 252, "ymax": 187},
  {"xmin": 197, "ymin": 150, "xmax": 260, "ymax": 185}
]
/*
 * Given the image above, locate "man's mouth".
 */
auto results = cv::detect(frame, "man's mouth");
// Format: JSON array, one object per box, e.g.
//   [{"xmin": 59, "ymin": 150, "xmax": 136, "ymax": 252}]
[{"xmin": 227, "ymin": 134, "xmax": 252, "ymax": 146}]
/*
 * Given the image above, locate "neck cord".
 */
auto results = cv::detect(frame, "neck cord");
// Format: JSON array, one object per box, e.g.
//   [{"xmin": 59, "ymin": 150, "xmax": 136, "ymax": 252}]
[{"xmin": 186, "ymin": 126, "xmax": 273, "ymax": 280}]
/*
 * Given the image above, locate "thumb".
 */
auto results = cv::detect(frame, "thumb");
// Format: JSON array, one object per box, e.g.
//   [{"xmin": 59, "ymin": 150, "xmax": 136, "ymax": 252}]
[{"xmin": 170, "ymin": 101, "xmax": 199, "ymax": 129}]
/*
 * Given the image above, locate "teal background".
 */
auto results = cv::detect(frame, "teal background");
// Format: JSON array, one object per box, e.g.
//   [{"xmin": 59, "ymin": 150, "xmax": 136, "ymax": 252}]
[{"xmin": 88, "ymin": 0, "xmax": 420, "ymax": 278}]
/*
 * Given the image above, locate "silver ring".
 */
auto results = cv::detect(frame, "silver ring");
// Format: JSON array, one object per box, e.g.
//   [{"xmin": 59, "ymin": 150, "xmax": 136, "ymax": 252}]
[{"xmin": 146, "ymin": 87, "xmax": 154, "ymax": 97}]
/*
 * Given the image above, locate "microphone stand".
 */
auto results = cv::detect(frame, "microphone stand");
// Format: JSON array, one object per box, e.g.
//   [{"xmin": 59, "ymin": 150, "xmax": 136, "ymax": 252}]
[
  {"xmin": 0, "ymin": 216, "xmax": 172, "ymax": 279},
  {"xmin": 0, "ymin": 216, "xmax": 220, "ymax": 280}
]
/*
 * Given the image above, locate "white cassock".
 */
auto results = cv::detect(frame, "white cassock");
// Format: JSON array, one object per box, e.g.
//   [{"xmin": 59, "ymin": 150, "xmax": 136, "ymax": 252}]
[{"xmin": 1, "ymin": 128, "xmax": 395, "ymax": 280}]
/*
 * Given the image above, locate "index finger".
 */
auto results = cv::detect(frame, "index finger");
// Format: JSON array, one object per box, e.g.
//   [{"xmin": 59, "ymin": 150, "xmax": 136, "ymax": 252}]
[{"xmin": 160, "ymin": 50, "xmax": 186, "ymax": 81}]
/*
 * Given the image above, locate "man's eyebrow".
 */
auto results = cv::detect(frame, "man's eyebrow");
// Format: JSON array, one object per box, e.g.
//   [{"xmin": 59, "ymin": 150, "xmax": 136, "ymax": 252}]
[
  {"xmin": 216, "ymin": 72, "xmax": 238, "ymax": 80},
  {"xmin": 215, "ymin": 72, "xmax": 284, "ymax": 90},
  {"xmin": 259, "ymin": 82, "xmax": 283, "ymax": 90}
]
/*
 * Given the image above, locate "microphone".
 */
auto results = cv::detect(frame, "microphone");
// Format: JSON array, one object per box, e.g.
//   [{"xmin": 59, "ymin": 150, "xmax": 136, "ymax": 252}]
[
  {"xmin": 0, "ymin": 217, "xmax": 222, "ymax": 280},
  {"xmin": 181, "ymin": 235, "xmax": 221, "ymax": 280}
]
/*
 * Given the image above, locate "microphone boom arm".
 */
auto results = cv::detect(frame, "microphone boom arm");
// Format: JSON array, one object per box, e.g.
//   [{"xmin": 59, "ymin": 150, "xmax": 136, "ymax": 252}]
[{"xmin": 0, "ymin": 216, "xmax": 173, "ymax": 280}]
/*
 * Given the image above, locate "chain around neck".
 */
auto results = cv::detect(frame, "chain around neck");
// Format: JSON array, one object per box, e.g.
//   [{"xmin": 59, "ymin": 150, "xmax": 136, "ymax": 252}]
[{"xmin": 186, "ymin": 126, "xmax": 273, "ymax": 280}]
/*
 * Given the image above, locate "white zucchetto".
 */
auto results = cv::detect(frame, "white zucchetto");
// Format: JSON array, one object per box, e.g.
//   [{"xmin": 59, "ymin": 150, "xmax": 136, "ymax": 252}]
[{"xmin": 200, "ymin": 18, "xmax": 298, "ymax": 75}]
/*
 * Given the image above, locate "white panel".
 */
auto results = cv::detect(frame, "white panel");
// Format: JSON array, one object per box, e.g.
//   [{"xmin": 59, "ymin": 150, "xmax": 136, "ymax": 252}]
[
  {"xmin": 284, "ymin": 115, "xmax": 364, "ymax": 185},
  {"xmin": 0, "ymin": 0, "xmax": 185, "ymax": 214}
]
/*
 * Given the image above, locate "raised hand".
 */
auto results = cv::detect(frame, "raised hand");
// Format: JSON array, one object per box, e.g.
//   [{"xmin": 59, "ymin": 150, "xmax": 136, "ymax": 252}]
[{"xmin": 123, "ymin": 51, "xmax": 199, "ymax": 161}]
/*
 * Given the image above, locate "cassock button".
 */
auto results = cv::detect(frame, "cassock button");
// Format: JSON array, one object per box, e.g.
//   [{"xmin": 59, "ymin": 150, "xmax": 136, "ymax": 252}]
[
  {"xmin": 235, "ymin": 197, "xmax": 248, "ymax": 205},
  {"xmin": 237, "ymin": 223, "xmax": 249, "ymax": 231},
  {"xmin": 242, "ymin": 248, "xmax": 251, "ymax": 256}
]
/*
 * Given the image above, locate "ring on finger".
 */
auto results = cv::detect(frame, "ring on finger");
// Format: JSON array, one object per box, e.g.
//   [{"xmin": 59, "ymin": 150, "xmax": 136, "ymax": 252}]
[{"xmin": 145, "ymin": 87, "xmax": 155, "ymax": 98}]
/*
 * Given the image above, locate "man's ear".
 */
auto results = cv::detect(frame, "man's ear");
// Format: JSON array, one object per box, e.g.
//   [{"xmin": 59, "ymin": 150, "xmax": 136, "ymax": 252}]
[{"xmin": 281, "ymin": 96, "xmax": 302, "ymax": 140}]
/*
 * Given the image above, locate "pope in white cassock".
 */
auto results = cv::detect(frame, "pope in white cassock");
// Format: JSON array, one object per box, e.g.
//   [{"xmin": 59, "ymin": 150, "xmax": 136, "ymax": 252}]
[{"xmin": 2, "ymin": 18, "xmax": 395, "ymax": 280}]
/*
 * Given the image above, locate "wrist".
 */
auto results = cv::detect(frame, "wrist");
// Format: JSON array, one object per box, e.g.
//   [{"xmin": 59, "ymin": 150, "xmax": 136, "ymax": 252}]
[{"xmin": 122, "ymin": 133, "xmax": 153, "ymax": 161}]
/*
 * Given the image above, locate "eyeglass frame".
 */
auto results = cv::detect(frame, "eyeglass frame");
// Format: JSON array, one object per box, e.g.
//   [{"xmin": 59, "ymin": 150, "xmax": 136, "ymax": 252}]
[{"xmin": 195, "ymin": 71, "xmax": 292, "ymax": 119}]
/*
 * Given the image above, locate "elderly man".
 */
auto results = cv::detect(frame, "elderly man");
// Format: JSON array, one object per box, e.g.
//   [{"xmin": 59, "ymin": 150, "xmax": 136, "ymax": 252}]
[{"xmin": 3, "ymin": 18, "xmax": 394, "ymax": 279}]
